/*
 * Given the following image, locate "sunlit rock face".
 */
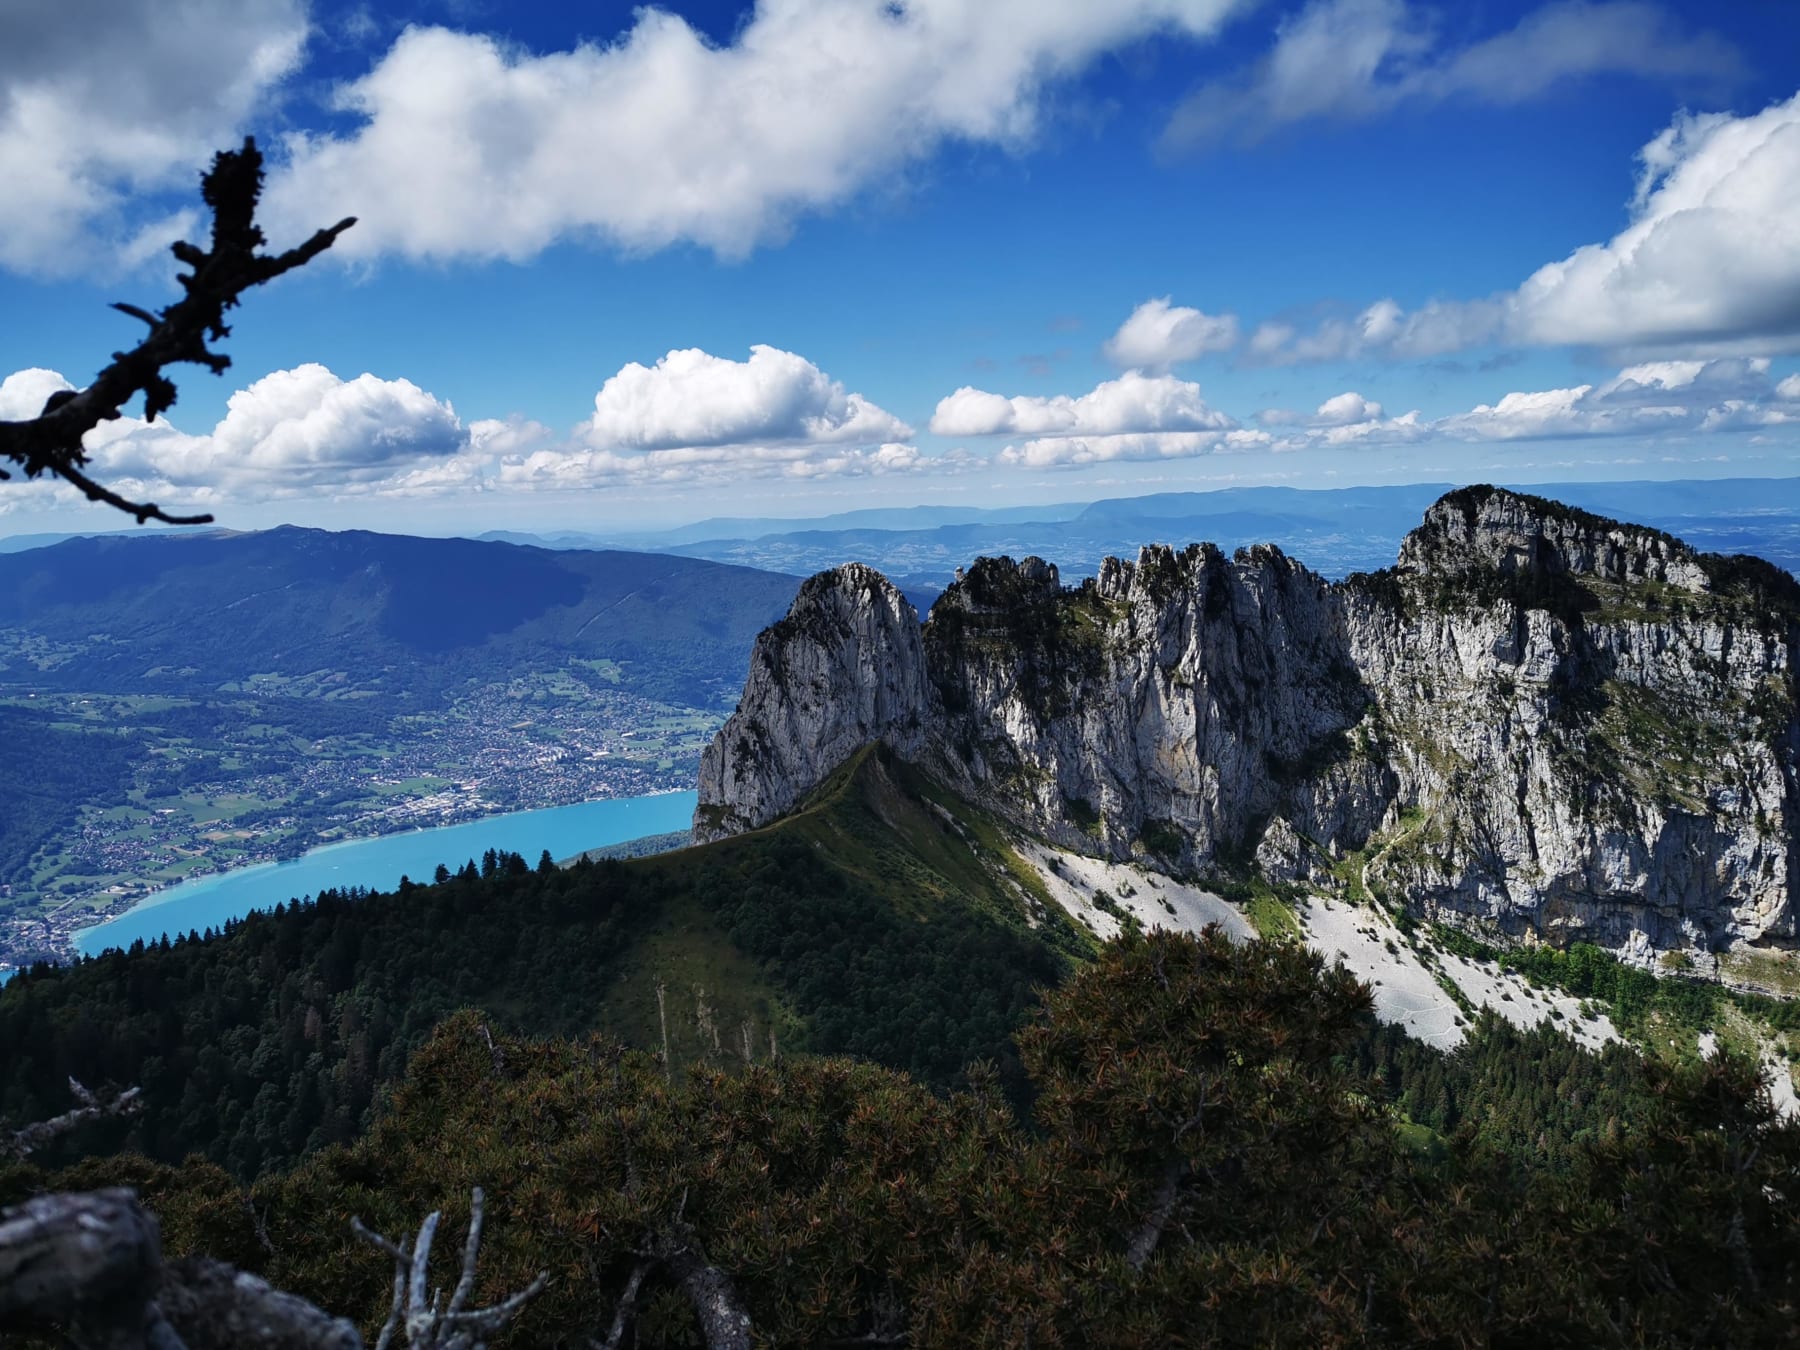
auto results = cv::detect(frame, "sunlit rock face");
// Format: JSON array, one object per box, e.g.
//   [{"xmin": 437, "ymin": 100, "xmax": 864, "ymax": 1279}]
[
  {"xmin": 698, "ymin": 487, "xmax": 1800, "ymax": 969},
  {"xmin": 695, "ymin": 563, "xmax": 934, "ymax": 842}
]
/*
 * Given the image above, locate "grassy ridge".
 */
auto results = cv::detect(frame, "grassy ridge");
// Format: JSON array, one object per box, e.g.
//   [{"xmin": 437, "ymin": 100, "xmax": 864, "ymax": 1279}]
[{"xmin": 0, "ymin": 747, "xmax": 1078, "ymax": 1177}]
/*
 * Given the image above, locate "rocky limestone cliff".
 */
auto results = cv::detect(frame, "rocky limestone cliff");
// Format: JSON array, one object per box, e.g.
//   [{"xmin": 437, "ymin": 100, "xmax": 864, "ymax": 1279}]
[
  {"xmin": 695, "ymin": 563, "xmax": 933, "ymax": 839},
  {"xmin": 696, "ymin": 487, "xmax": 1800, "ymax": 969}
]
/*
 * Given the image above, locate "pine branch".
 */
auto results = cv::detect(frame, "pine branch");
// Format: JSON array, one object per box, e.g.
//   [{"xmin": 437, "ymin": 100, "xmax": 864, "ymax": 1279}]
[{"xmin": 0, "ymin": 138, "xmax": 355, "ymax": 525}]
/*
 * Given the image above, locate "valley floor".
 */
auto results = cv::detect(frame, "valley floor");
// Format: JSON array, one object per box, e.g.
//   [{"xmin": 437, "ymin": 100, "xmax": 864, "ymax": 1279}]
[{"xmin": 0, "ymin": 679, "xmax": 726, "ymax": 969}]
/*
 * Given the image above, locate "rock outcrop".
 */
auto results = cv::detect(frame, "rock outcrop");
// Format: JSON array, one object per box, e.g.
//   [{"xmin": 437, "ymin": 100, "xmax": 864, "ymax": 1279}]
[
  {"xmin": 696, "ymin": 487, "xmax": 1800, "ymax": 967},
  {"xmin": 695, "ymin": 563, "xmax": 934, "ymax": 840}
]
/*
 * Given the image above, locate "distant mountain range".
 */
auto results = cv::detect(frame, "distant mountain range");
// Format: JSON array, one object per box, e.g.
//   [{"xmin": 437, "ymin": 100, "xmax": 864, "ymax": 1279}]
[
  {"xmin": 0, "ymin": 526, "xmax": 801, "ymax": 709},
  {"xmin": 476, "ymin": 478, "xmax": 1800, "ymax": 602},
  {"xmin": 11, "ymin": 478, "xmax": 1797, "ymax": 608}
]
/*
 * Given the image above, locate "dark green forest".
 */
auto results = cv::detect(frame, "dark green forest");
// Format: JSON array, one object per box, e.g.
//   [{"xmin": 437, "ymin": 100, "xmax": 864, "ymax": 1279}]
[
  {"xmin": 0, "ymin": 706, "xmax": 143, "ymax": 889},
  {"xmin": 0, "ymin": 748, "xmax": 1088, "ymax": 1177},
  {"xmin": 6, "ymin": 932, "xmax": 1796, "ymax": 1347}
]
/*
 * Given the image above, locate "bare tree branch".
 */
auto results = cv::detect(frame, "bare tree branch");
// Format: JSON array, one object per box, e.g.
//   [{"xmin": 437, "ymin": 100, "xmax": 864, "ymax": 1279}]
[
  {"xmin": 352, "ymin": 1187, "xmax": 549, "ymax": 1350},
  {"xmin": 0, "ymin": 137, "xmax": 355, "ymax": 525},
  {"xmin": 4, "ymin": 1077, "xmax": 143, "ymax": 1161},
  {"xmin": 594, "ymin": 1259, "xmax": 653, "ymax": 1350}
]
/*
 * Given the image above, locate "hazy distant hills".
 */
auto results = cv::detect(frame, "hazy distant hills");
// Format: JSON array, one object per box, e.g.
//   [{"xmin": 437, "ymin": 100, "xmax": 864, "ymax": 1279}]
[
  {"xmin": 0, "ymin": 530, "xmax": 118, "ymax": 555},
  {"xmin": 478, "ymin": 500, "xmax": 1091, "ymax": 551},
  {"xmin": 4, "ymin": 480, "xmax": 1795, "ymax": 681},
  {"xmin": 492, "ymin": 478, "xmax": 1800, "ymax": 599},
  {"xmin": 0, "ymin": 527, "xmax": 801, "ymax": 708}
]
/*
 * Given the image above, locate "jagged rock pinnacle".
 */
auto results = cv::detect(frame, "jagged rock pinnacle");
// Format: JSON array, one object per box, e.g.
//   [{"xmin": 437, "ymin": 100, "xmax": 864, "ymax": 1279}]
[{"xmin": 697, "ymin": 490, "xmax": 1800, "ymax": 967}]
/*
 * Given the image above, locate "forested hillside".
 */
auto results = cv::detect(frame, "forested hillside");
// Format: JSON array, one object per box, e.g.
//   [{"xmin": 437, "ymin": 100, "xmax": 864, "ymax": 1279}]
[
  {"xmin": 0, "ymin": 749, "xmax": 1083, "ymax": 1176},
  {"xmin": 0, "ymin": 746, "xmax": 1754, "ymax": 1189},
  {"xmin": 6, "ymin": 934, "xmax": 1796, "ymax": 1347},
  {"xmin": 0, "ymin": 527, "xmax": 799, "ymax": 709},
  {"xmin": 0, "ymin": 707, "xmax": 142, "ymax": 893}
]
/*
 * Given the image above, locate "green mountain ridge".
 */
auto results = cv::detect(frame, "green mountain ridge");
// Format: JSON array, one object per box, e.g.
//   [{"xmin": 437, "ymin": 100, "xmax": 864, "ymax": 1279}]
[
  {"xmin": 0, "ymin": 745, "xmax": 1081, "ymax": 1177},
  {"xmin": 0, "ymin": 526, "xmax": 802, "ymax": 708}
]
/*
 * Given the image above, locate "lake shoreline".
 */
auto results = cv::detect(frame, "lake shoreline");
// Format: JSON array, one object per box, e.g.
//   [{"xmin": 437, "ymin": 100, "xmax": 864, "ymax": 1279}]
[{"xmin": 65, "ymin": 790, "xmax": 700, "ymax": 963}]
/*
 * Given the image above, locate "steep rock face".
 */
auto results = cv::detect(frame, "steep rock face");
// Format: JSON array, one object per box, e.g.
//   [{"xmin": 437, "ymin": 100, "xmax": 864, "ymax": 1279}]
[
  {"xmin": 694, "ymin": 563, "xmax": 933, "ymax": 841},
  {"xmin": 1347, "ymin": 487, "xmax": 1800, "ymax": 960},
  {"xmin": 1397, "ymin": 487, "xmax": 1711, "ymax": 592},
  {"xmin": 921, "ymin": 547, "xmax": 1388, "ymax": 865},
  {"xmin": 696, "ymin": 487, "xmax": 1800, "ymax": 965}
]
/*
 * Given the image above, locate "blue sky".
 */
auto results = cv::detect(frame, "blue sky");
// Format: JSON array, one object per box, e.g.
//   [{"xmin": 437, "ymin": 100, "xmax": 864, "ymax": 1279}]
[{"xmin": 1, "ymin": 0, "xmax": 1797, "ymax": 536}]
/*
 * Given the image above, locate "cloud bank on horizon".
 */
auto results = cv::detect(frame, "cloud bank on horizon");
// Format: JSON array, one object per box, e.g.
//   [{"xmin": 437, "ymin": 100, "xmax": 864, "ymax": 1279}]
[{"xmin": 0, "ymin": 0, "xmax": 1797, "ymax": 526}]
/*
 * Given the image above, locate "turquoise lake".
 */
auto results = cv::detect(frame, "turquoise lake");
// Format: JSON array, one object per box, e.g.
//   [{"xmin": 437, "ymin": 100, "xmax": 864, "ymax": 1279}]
[{"xmin": 65, "ymin": 791, "xmax": 698, "ymax": 960}]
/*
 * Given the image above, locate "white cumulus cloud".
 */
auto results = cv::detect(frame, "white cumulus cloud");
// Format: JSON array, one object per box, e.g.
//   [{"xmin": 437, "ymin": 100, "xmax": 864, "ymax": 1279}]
[
  {"xmin": 0, "ymin": 368, "xmax": 76, "ymax": 419},
  {"xmin": 929, "ymin": 371, "xmax": 1232, "ymax": 437},
  {"xmin": 1316, "ymin": 391, "xmax": 1384, "ymax": 423},
  {"xmin": 1103, "ymin": 297, "xmax": 1239, "ymax": 370},
  {"xmin": 0, "ymin": 0, "xmax": 308, "ymax": 276},
  {"xmin": 5, "ymin": 364, "xmax": 473, "ymax": 509},
  {"xmin": 197, "ymin": 365, "xmax": 466, "ymax": 480},
  {"xmin": 585, "ymin": 346, "xmax": 910, "ymax": 451},
  {"xmin": 1246, "ymin": 90, "xmax": 1800, "ymax": 362},
  {"xmin": 1510, "ymin": 90, "xmax": 1800, "ymax": 350},
  {"xmin": 471, "ymin": 344, "xmax": 938, "ymax": 491},
  {"xmin": 263, "ymin": 1, "xmax": 1247, "ymax": 264}
]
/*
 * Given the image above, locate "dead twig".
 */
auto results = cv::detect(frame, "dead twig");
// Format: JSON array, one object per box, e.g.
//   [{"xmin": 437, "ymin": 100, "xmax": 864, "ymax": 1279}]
[
  {"xmin": 3, "ymin": 1077, "xmax": 144, "ymax": 1161},
  {"xmin": 0, "ymin": 137, "xmax": 355, "ymax": 525},
  {"xmin": 352, "ymin": 1186, "xmax": 548, "ymax": 1350}
]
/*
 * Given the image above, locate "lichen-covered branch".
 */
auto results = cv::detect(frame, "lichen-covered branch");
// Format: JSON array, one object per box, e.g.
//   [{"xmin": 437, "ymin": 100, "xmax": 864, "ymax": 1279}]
[
  {"xmin": 1124, "ymin": 1155, "xmax": 1187, "ymax": 1271},
  {"xmin": 657, "ymin": 1237, "xmax": 754, "ymax": 1350},
  {"xmin": 0, "ymin": 1188, "xmax": 163, "ymax": 1339},
  {"xmin": 3, "ymin": 1077, "xmax": 143, "ymax": 1161},
  {"xmin": 0, "ymin": 138, "xmax": 355, "ymax": 525}
]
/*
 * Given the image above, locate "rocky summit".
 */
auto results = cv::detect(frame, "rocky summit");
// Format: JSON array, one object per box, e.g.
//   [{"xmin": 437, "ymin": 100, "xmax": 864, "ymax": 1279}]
[{"xmin": 696, "ymin": 487, "xmax": 1800, "ymax": 976}]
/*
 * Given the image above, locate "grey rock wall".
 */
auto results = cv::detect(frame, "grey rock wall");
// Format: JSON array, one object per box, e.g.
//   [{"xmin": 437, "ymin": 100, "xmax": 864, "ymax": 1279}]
[{"xmin": 696, "ymin": 487, "xmax": 1800, "ymax": 963}]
